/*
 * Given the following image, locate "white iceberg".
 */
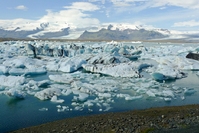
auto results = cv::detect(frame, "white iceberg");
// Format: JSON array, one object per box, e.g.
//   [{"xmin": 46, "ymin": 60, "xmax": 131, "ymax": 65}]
[
  {"xmin": 50, "ymin": 95, "xmax": 64, "ymax": 103},
  {"xmin": 34, "ymin": 88, "xmax": 62, "ymax": 100},
  {"xmin": 83, "ymin": 62, "xmax": 150, "ymax": 77},
  {"xmin": 0, "ymin": 75, "xmax": 25, "ymax": 87},
  {"xmin": 4, "ymin": 88, "xmax": 26, "ymax": 99}
]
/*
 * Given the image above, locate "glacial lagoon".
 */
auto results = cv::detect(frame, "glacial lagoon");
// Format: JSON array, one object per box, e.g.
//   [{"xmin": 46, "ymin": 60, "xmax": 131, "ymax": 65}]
[{"xmin": 0, "ymin": 41, "xmax": 199, "ymax": 132}]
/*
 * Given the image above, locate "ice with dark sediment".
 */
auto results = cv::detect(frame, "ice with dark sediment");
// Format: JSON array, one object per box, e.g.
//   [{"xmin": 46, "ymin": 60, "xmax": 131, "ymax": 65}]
[{"xmin": 0, "ymin": 40, "xmax": 199, "ymax": 112}]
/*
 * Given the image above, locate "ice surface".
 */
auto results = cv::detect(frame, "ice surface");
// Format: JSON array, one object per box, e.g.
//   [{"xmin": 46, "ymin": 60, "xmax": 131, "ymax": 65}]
[
  {"xmin": 1, "ymin": 40, "xmax": 199, "ymax": 114},
  {"xmin": 0, "ymin": 75, "xmax": 25, "ymax": 87},
  {"xmin": 4, "ymin": 88, "xmax": 26, "ymax": 99},
  {"xmin": 34, "ymin": 88, "xmax": 62, "ymax": 100},
  {"xmin": 83, "ymin": 62, "xmax": 151, "ymax": 77},
  {"xmin": 50, "ymin": 95, "xmax": 64, "ymax": 103}
]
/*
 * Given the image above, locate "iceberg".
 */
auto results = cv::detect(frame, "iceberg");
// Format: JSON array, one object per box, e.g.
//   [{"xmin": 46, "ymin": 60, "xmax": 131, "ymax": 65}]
[
  {"xmin": 50, "ymin": 96, "xmax": 64, "ymax": 103},
  {"xmin": 82, "ymin": 62, "xmax": 151, "ymax": 77},
  {"xmin": 34, "ymin": 88, "xmax": 62, "ymax": 100},
  {"xmin": 0, "ymin": 75, "xmax": 25, "ymax": 87},
  {"xmin": 4, "ymin": 88, "xmax": 26, "ymax": 99},
  {"xmin": 58, "ymin": 57, "xmax": 87, "ymax": 73}
]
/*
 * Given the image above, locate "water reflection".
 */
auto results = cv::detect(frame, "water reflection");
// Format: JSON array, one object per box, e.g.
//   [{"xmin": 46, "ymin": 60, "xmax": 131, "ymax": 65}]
[{"xmin": 7, "ymin": 97, "xmax": 24, "ymax": 106}]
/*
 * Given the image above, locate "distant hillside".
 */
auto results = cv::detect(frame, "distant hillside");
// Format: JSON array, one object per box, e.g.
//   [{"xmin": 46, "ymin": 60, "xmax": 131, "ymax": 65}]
[
  {"xmin": 78, "ymin": 28, "xmax": 168, "ymax": 41},
  {"xmin": 0, "ymin": 28, "xmax": 42, "ymax": 39},
  {"xmin": 0, "ymin": 27, "xmax": 70, "ymax": 39}
]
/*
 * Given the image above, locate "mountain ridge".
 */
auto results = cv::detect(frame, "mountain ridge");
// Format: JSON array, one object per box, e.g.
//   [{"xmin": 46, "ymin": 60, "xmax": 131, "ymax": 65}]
[{"xmin": 0, "ymin": 21, "xmax": 198, "ymax": 40}]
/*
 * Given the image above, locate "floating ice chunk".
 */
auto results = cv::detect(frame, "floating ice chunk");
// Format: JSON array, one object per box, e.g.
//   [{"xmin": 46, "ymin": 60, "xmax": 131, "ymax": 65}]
[
  {"xmin": 74, "ymin": 106, "xmax": 83, "ymax": 111},
  {"xmin": 3, "ymin": 56, "xmax": 44, "ymax": 69},
  {"xmin": 34, "ymin": 88, "xmax": 61, "ymax": 100},
  {"xmin": 118, "ymin": 47, "xmax": 129, "ymax": 55},
  {"xmin": 116, "ymin": 93, "xmax": 142, "ymax": 101},
  {"xmin": 162, "ymin": 90, "xmax": 175, "ymax": 98},
  {"xmin": 8, "ymin": 67, "xmax": 46, "ymax": 76},
  {"xmin": 125, "ymin": 95, "xmax": 142, "ymax": 101},
  {"xmin": 0, "ymin": 65, "xmax": 8, "ymax": 74},
  {"xmin": 87, "ymin": 54, "xmax": 129, "ymax": 65},
  {"xmin": 78, "ymin": 93, "xmax": 89, "ymax": 102},
  {"xmin": 56, "ymin": 105, "xmax": 62, "ymax": 108},
  {"xmin": 50, "ymin": 96, "xmax": 64, "ymax": 103},
  {"xmin": 184, "ymin": 88, "xmax": 196, "ymax": 95},
  {"xmin": 164, "ymin": 97, "xmax": 172, "ymax": 102},
  {"xmin": 46, "ymin": 60, "xmax": 59, "ymax": 71},
  {"xmin": 83, "ymin": 100, "xmax": 94, "ymax": 107},
  {"xmin": 83, "ymin": 62, "xmax": 150, "ymax": 77},
  {"xmin": 61, "ymin": 89, "xmax": 72, "ymax": 96},
  {"xmin": 98, "ymin": 93, "xmax": 112, "ymax": 99},
  {"xmin": 5, "ymin": 88, "xmax": 25, "ymax": 99},
  {"xmin": 9, "ymin": 68, "xmax": 26, "ymax": 76},
  {"xmin": 58, "ymin": 57, "xmax": 87, "ymax": 73},
  {"xmin": 0, "ymin": 75, "xmax": 25, "ymax": 87},
  {"xmin": 25, "ymin": 67, "xmax": 47, "ymax": 76},
  {"xmin": 39, "ymin": 108, "xmax": 48, "ymax": 111},
  {"xmin": 37, "ymin": 80, "xmax": 51, "ymax": 87},
  {"xmin": 146, "ymin": 90, "xmax": 156, "ymax": 97}
]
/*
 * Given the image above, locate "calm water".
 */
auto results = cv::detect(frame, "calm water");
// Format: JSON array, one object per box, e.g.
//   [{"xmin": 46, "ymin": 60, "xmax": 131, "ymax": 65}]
[{"xmin": 0, "ymin": 71, "xmax": 199, "ymax": 133}]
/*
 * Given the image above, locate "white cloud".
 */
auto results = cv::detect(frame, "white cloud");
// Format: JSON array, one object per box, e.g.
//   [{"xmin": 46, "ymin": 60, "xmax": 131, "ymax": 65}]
[
  {"xmin": 88, "ymin": 0, "xmax": 106, "ymax": 4},
  {"xmin": 38, "ymin": 9, "xmax": 100, "ymax": 29},
  {"xmin": 151, "ymin": 0, "xmax": 199, "ymax": 9},
  {"xmin": 64, "ymin": 2, "xmax": 99, "ymax": 11},
  {"xmin": 109, "ymin": 0, "xmax": 199, "ymax": 9},
  {"xmin": 173, "ymin": 20, "xmax": 199, "ymax": 27},
  {"xmin": 15, "ymin": 5, "xmax": 27, "ymax": 10}
]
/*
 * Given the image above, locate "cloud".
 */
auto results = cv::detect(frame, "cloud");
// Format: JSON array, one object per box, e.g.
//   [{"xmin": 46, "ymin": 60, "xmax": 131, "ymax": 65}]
[
  {"xmin": 15, "ymin": 5, "xmax": 27, "ymax": 10},
  {"xmin": 173, "ymin": 20, "xmax": 199, "ymax": 27},
  {"xmin": 38, "ymin": 9, "xmax": 100, "ymax": 28},
  {"xmin": 88, "ymin": 0, "xmax": 106, "ymax": 4},
  {"xmin": 151, "ymin": 0, "xmax": 199, "ymax": 9},
  {"xmin": 64, "ymin": 2, "xmax": 100, "ymax": 11},
  {"xmin": 109, "ymin": 0, "xmax": 199, "ymax": 10}
]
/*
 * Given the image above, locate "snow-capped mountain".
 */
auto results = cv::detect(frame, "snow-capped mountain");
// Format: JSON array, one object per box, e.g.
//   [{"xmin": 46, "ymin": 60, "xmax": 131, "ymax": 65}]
[{"xmin": 0, "ymin": 20, "xmax": 198, "ymax": 41}]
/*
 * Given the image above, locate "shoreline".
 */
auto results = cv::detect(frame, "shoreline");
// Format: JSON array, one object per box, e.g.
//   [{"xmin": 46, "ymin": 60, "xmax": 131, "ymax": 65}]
[{"xmin": 10, "ymin": 104, "xmax": 199, "ymax": 133}]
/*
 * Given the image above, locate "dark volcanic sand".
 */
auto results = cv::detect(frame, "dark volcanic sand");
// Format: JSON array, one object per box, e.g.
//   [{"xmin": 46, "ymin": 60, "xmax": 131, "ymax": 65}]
[{"xmin": 10, "ymin": 104, "xmax": 199, "ymax": 133}]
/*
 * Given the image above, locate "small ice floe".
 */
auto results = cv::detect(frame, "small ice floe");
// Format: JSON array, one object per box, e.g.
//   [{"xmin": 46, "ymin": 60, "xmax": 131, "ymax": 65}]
[
  {"xmin": 61, "ymin": 89, "xmax": 72, "ymax": 96},
  {"xmin": 50, "ymin": 95, "xmax": 64, "ymax": 103},
  {"xmin": 34, "ymin": 88, "xmax": 62, "ymax": 100},
  {"xmin": 5, "ymin": 88, "xmax": 26, "ymax": 99},
  {"xmin": 8, "ymin": 67, "xmax": 47, "ymax": 76},
  {"xmin": 0, "ymin": 75, "xmax": 25, "ymax": 87},
  {"xmin": 56, "ymin": 105, "xmax": 69, "ymax": 112},
  {"xmin": 116, "ymin": 93, "xmax": 142, "ymax": 101},
  {"xmin": 0, "ymin": 65, "xmax": 8, "ymax": 75},
  {"xmin": 184, "ymin": 88, "xmax": 196, "ymax": 96},
  {"xmin": 39, "ymin": 107, "xmax": 48, "ymax": 111},
  {"xmin": 164, "ymin": 97, "xmax": 172, "ymax": 102}
]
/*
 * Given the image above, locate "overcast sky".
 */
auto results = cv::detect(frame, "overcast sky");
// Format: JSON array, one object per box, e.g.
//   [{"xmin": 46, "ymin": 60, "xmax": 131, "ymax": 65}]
[{"xmin": 0, "ymin": 0, "xmax": 199, "ymax": 31}]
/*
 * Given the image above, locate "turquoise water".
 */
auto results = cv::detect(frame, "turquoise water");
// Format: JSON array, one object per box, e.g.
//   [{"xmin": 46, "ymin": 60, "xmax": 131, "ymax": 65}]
[{"xmin": 1, "ymin": 71, "xmax": 199, "ymax": 133}]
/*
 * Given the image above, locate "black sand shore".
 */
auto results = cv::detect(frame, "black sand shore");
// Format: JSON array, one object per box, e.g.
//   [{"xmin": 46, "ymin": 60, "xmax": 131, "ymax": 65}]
[{"xmin": 10, "ymin": 104, "xmax": 199, "ymax": 133}]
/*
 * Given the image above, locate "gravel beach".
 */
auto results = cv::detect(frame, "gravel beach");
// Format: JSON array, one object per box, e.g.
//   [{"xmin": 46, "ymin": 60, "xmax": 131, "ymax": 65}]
[{"xmin": 10, "ymin": 104, "xmax": 199, "ymax": 133}]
